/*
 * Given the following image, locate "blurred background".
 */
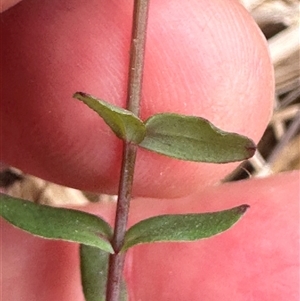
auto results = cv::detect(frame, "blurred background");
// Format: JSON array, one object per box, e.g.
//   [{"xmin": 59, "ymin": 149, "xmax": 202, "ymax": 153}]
[{"xmin": 229, "ymin": 0, "xmax": 300, "ymax": 180}]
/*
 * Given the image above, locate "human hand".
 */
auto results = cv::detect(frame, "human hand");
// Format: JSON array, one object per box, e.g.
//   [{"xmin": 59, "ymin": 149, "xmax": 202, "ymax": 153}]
[
  {"xmin": 1, "ymin": 0, "xmax": 273, "ymax": 198},
  {"xmin": 2, "ymin": 172, "xmax": 299, "ymax": 300},
  {"xmin": 1, "ymin": 0, "xmax": 298, "ymax": 300}
]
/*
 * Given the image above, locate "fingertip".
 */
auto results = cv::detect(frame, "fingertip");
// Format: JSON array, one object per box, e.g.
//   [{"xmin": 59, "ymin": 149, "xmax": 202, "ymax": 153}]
[
  {"xmin": 2, "ymin": 0, "xmax": 274, "ymax": 198},
  {"xmin": 126, "ymin": 172, "xmax": 299, "ymax": 300}
]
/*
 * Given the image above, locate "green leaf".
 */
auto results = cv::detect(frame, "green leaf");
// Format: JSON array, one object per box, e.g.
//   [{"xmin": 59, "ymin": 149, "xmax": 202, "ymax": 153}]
[
  {"xmin": 139, "ymin": 113, "xmax": 256, "ymax": 163},
  {"xmin": 74, "ymin": 92, "xmax": 146, "ymax": 144},
  {"xmin": 80, "ymin": 245, "xmax": 128, "ymax": 301},
  {"xmin": 80, "ymin": 245, "xmax": 108, "ymax": 301},
  {"xmin": 122, "ymin": 205, "xmax": 249, "ymax": 251},
  {"xmin": 0, "ymin": 194, "xmax": 114, "ymax": 253}
]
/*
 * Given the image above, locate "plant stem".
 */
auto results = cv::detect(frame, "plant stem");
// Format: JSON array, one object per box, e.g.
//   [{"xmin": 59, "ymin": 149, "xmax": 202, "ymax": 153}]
[{"xmin": 106, "ymin": 1, "xmax": 150, "ymax": 300}]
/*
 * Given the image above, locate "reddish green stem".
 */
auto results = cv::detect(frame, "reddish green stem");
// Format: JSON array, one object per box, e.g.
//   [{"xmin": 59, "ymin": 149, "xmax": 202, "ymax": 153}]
[{"xmin": 105, "ymin": 1, "xmax": 150, "ymax": 300}]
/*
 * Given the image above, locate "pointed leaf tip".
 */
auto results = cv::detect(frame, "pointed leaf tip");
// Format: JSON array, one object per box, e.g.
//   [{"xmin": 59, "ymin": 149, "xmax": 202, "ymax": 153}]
[
  {"xmin": 237, "ymin": 204, "xmax": 250, "ymax": 214},
  {"xmin": 73, "ymin": 92, "xmax": 146, "ymax": 144},
  {"xmin": 246, "ymin": 143, "xmax": 257, "ymax": 156},
  {"xmin": 140, "ymin": 113, "xmax": 257, "ymax": 163},
  {"xmin": 122, "ymin": 204, "xmax": 249, "ymax": 251}
]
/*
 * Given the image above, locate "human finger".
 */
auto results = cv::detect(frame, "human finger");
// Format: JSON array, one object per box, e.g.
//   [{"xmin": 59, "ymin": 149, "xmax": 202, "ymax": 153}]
[
  {"xmin": 1, "ymin": 0, "xmax": 273, "ymax": 198},
  {"xmin": 1, "ymin": 172, "xmax": 298, "ymax": 300},
  {"xmin": 126, "ymin": 171, "xmax": 299, "ymax": 300}
]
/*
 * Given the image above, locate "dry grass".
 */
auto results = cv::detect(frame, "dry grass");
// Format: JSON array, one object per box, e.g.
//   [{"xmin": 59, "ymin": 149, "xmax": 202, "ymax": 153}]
[{"xmin": 229, "ymin": 0, "xmax": 300, "ymax": 180}]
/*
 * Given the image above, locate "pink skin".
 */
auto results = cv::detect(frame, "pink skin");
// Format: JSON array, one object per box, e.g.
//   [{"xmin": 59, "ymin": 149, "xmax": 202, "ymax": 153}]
[
  {"xmin": 1, "ymin": 0, "xmax": 273, "ymax": 198},
  {"xmin": 1, "ymin": 0, "xmax": 299, "ymax": 300},
  {"xmin": 0, "ymin": 0, "xmax": 22, "ymax": 12},
  {"xmin": 1, "ymin": 172, "xmax": 299, "ymax": 300}
]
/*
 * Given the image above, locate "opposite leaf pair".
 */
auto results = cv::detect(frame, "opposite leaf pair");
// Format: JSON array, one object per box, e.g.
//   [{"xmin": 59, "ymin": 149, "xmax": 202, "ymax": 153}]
[
  {"xmin": 0, "ymin": 194, "xmax": 248, "ymax": 254},
  {"xmin": 0, "ymin": 91, "xmax": 256, "ymax": 301},
  {"xmin": 74, "ymin": 92, "xmax": 256, "ymax": 163}
]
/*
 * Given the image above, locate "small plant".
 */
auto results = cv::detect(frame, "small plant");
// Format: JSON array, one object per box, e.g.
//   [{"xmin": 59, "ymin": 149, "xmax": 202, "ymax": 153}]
[{"xmin": 0, "ymin": 1, "xmax": 256, "ymax": 301}]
